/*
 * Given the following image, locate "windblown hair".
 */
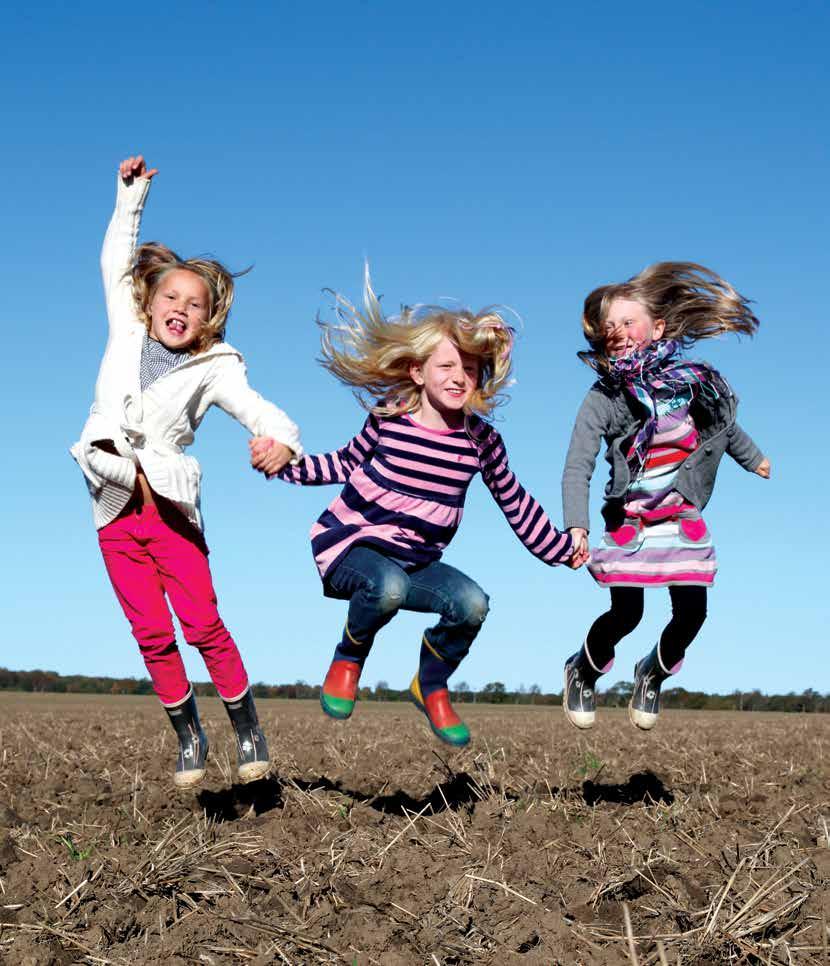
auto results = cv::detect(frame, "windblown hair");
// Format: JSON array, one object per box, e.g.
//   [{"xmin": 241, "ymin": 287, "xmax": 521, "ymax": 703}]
[
  {"xmin": 579, "ymin": 261, "xmax": 760, "ymax": 371},
  {"xmin": 129, "ymin": 243, "xmax": 248, "ymax": 354},
  {"xmin": 319, "ymin": 269, "xmax": 515, "ymax": 417}
]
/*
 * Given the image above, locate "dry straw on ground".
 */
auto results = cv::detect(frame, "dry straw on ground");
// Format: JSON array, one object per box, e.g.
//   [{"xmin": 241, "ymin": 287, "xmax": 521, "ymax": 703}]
[{"xmin": 0, "ymin": 693, "xmax": 827, "ymax": 964}]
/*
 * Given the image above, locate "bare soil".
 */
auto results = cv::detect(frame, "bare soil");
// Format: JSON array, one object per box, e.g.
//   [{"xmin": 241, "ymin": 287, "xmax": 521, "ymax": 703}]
[{"xmin": 0, "ymin": 694, "xmax": 827, "ymax": 964}]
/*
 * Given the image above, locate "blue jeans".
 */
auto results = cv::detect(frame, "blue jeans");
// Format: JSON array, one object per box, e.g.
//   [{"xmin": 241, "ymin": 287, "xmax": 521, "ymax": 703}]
[{"xmin": 324, "ymin": 546, "xmax": 489, "ymax": 689}]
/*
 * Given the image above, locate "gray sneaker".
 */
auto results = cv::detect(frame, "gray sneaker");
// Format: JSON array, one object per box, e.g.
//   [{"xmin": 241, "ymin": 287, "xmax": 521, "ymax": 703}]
[
  {"xmin": 629, "ymin": 645, "xmax": 669, "ymax": 731},
  {"xmin": 563, "ymin": 651, "xmax": 599, "ymax": 729}
]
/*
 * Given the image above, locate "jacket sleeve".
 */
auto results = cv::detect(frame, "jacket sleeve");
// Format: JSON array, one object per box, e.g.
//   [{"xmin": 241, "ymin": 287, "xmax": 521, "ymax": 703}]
[
  {"xmin": 726, "ymin": 423, "xmax": 764, "ymax": 472},
  {"xmin": 101, "ymin": 176, "xmax": 151, "ymax": 332},
  {"xmin": 476, "ymin": 424, "xmax": 573, "ymax": 565},
  {"xmin": 208, "ymin": 356, "xmax": 304, "ymax": 459},
  {"xmin": 276, "ymin": 413, "xmax": 380, "ymax": 485},
  {"xmin": 561, "ymin": 388, "xmax": 610, "ymax": 532}
]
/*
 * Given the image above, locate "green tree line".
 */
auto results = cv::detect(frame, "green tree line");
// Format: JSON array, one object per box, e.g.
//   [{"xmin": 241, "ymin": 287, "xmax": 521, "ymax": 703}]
[{"xmin": 0, "ymin": 667, "xmax": 827, "ymax": 712}]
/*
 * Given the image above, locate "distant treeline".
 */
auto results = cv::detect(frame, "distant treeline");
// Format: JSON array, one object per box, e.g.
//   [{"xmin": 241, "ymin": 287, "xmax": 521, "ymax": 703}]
[{"xmin": 0, "ymin": 667, "xmax": 827, "ymax": 713}]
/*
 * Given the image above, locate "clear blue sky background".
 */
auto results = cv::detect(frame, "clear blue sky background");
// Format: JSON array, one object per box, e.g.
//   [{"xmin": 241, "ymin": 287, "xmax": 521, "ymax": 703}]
[{"xmin": 3, "ymin": 2, "xmax": 826, "ymax": 695}]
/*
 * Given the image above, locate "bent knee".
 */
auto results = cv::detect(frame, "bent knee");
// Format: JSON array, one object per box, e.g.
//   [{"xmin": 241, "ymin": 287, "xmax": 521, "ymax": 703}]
[
  {"xmin": 368, "ymin": 572, "xmax": 410, "ymax": 614},
  {"xmin": 455, "ymin": 587, "xmax": 490, "ymax": 627}
]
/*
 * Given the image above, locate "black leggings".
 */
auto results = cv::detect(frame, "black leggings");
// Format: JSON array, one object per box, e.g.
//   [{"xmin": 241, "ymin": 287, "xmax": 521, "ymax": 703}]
[{"xmin": 586, "ymin": 586, "xmax": 707, "ymax": 673}]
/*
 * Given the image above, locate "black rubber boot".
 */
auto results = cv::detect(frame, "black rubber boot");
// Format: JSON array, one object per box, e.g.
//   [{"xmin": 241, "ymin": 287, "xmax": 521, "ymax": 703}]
[
  {"xmin": 164, "ymin": 689, "xmax": 209, "ymax": 789},
  {"xmin": 629, "ymin": 644, "xmax": 672, "ymax": 731},
  {"xmin": 563, "ymin": 647, "xmax": 602, "ymax": 730},
  {"xmin": 223, "ymin": 689, "xmax": 270, "ymax": 783}
]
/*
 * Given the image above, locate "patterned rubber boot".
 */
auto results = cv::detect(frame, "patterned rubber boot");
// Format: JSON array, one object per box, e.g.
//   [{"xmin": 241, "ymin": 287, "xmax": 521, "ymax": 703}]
[
  {"xmin": 563, "ymin": 644, "xmax": 609, "ymax": 730},
  {"xmin": 629, "ymin": 644, "xmax": 679, "ymax": 731},
  {"xmin": 164, "ymin": 689, "xmax": 209, "ymax": 789},
  {"xmin": 320, "ymin": 659, "xmax": 362, "ymax": 720},
  {"xmin": 409, "ymin": 674, "xmax": 470, "ymax": 748},
  {"xmin": 223, "ymin": 689, "xmax": 270, "ymax": 783}
]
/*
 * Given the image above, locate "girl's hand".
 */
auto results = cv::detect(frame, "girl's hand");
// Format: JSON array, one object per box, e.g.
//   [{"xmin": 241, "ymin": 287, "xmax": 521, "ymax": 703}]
[
  {"xmin": 568, "ymin": 527, "xmax": 589, "ymax": 557},
  {"xmin": 567, "ymin": 546, "xmax": 591, "ymax": 570},
  {"xmin": 119, "ymin": 155, "xmax": 159, "ymax": 185},
  {"xmin": 755, "ymin": 457, "xmax": 771, "ymax": 479},
  {"xmin": 250, "ymin": 436, "xmax": 293, "ymax": 477}
]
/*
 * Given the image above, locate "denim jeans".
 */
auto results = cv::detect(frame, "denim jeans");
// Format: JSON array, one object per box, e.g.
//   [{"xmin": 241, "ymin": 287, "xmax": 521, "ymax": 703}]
[{"xmin": 325, "ymin": 545, "xmax": 490, "ymax": 672}]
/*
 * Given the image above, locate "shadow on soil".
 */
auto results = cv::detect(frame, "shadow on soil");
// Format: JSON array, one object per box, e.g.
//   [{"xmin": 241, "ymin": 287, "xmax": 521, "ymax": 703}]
[
  {"xmin": 198, "ymin": 769, "xmax": 673, "ymax": 822},
  {"xmin": 198, "ymin": 771, "xmax": 482, "ymax": 822},
  {"xmin": 581, "ymin": 770, "xmax": 674, "ymax": 807}
]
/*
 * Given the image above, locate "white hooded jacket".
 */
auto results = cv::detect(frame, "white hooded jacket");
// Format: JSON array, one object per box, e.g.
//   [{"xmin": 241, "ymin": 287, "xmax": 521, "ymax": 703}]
[{"xmin": 71, "ymin": 176, "xmax": 303, "ymax": 531}]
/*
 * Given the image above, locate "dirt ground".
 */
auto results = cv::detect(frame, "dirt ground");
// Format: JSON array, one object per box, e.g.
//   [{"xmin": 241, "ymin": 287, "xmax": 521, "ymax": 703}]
[{"xmin": 0, "ymin": 694, "xmax": 826, "ymax": 965}]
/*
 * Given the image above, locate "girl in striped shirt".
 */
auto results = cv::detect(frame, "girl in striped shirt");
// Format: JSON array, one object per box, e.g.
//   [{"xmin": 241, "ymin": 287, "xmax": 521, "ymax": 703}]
[
  {"xmin": 561, "ymin": 263, "xmax": 769, "ymax": 732},
  {"xmin": 250, "ymin": 274, "xmax": 578, "ymax": 746}
]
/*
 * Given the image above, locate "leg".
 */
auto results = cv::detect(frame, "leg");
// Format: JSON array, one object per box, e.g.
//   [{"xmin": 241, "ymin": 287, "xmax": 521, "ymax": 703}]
[
  {"xmin": 320, "ymin": 547, "xmax": 411, "ymax": 718},
  {"xmin": 98, "ymin": 515, "xmax": 189, "ymax": 706},
  {"xmin": 660, "ymin": 586, "xmax": 708, "ymax": 672},
  {"xmin": 146, "ymin": 506, "xmax": 268, "ymax": 781},
  {"xmin": 585, "ymin": 587, "xmax": 645, "ymax": 672},
  {"xmin": 98, "ymin": 512, "xmax": 207, "ymax": 787},
  {"xmin": 403, "ymin": 562, "xmax": 489, "ymax": 747},
  {"xmin": 629, "ymin": 586, "xmax": 707, "ymax": 731},
  {"xmin": 147, "ymin": 508, "xmax": 248, "ymax": 702},
  {"xmin": 405, "ymin": 561, "xmax": 489, "ymax": 695},
  {"xmin": 564, "ymin": 588, "xmax": 644, "ymax": 730}
]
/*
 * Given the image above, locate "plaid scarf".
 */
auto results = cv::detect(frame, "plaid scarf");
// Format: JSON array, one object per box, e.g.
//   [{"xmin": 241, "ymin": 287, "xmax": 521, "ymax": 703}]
[{"xmin": 600, "ymin": 340, "xmax": 719, "ymax": 474}]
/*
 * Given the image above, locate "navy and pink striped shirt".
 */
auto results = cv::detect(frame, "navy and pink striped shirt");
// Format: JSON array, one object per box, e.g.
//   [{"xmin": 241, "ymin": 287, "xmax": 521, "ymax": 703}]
[{"xmin": 278, "ymin": 412, "xmax": 573, "ymax": 580}]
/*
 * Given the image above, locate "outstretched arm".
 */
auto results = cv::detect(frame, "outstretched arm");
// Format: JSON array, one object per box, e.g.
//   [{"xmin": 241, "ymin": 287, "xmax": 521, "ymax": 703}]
[
  {"xmin": 726, "ymin": 423, "xmax": 769, "ymax": 477},
  {"xmin": 209, "ymin": 356, "xmax": 303, "ymax": 469},
  {"xmin": 252, "ymin": 413, "xmax": 380, "ymax": 485},
  {"xmin": 101, "ymin": 155, "xmax": 158, "ymax": 331},
  {"xmin": 477, "ymin": 426, "xmax": 574, "ymax": 566}
]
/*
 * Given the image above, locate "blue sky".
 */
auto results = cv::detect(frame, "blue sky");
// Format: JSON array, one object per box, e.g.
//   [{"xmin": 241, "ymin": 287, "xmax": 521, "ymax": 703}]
[{"xmin": 3, "ymin": 2, "xmax": 826, "ymax": 695}]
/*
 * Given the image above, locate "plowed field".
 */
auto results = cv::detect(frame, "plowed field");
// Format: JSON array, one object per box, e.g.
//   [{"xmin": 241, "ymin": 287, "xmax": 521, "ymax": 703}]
[{"xmin": 0, "ymin": 695, "xmax": 827, "ymax": 964}]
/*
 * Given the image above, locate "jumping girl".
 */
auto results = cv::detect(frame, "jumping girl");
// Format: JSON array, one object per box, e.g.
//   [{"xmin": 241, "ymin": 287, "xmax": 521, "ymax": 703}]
[
  {"xmin": 71, "ymin": 155, "xmax": 303, "ymax": 788},
  {"xmin": 561, "ymin": 262, "xmax": 770, "ymax": 731},
  {"xmin": 250, "ymin": 274, "xmax": 577, "ymax": 747}
]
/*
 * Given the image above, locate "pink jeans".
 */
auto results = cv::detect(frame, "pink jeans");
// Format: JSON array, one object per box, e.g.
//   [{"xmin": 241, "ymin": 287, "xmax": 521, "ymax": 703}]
[{"xmin": 98, "ymin": 502, "xmax": 249, "ymax": 706}]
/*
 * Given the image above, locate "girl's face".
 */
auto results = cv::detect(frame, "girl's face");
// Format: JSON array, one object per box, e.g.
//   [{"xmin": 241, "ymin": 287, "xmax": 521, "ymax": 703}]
[
  {"xmin": 148, "ymin": 269, "xmax": 211, "ymax": 351},
  {"xmin": 603, "ymin": 298, "xmax": 665, "ymax": 358},
  {"xmin": 410, "ymin": 337, "xmax": 479, "ymax": 418}
]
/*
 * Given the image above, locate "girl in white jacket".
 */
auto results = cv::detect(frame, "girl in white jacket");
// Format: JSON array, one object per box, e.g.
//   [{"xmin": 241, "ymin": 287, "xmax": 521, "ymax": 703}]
[{"xmin": 72, "ymin": 155, "xmax": 302, "ymax": 789}]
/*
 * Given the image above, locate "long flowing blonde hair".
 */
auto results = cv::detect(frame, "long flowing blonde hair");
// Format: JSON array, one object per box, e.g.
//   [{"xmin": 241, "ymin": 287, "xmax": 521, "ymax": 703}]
[
  {"xmin": 319, "ymin": 268, "xmax": 515, "ymax": 417},
  {"xmin": 579, "ymin": 261, "xmax": 760, "ymax": 371},
  {"xmin": 129, "ymin": 243, "xmax": 248, "ymax": 354}
]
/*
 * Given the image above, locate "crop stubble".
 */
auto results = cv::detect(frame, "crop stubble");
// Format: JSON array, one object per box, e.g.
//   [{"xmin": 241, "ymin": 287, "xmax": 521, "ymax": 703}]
[{"xmin": 0, "ymin": 694, "xmax": 827, "ymax": 964}]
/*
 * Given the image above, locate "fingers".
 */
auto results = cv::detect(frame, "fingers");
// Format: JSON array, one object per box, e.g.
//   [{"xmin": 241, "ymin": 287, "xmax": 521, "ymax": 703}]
[{"xmin": 118, "ymin": 154, "xmax": 158, "ymax": 183}]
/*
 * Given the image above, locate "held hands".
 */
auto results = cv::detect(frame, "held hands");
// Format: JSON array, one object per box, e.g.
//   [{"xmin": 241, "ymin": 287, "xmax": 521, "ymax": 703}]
[
  {"xmin": 755, "ymin": 457, "xmax": 771, "ymax": 479},
  {"xmin": 250, "ymin": 436, "xmax": 293, "ymax": 478},
  {"xmin": 119, "ymin": 155, "xmax": 158, "ymax": 185},
  {"xmin": 567, "ymin": 527, "xmax": 591, "ymax": 570}
]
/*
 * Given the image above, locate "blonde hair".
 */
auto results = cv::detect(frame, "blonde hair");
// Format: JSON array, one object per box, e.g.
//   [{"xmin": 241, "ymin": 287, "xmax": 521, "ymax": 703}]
[
  {"xmin": 579, "ymin": 261, "xmax": 760, "ymax": 370},
  {"xmin": 130, "ymin": 243, "xmax": 247, "ymax": 354},
  {"xmin": 319, "ymin": 269, "xmax": 515, "ymax": 417}
]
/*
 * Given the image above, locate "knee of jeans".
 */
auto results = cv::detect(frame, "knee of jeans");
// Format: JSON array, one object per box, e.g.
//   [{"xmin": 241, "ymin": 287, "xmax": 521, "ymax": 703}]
[
  {"xmin": 367, "ymin": 572, "xmax": 409, "ymax": 614},
  {"xmin": 454, "ymin": 587, "xmax": 490, "ymax": 628},
  {"xmin": 135, "ymin": 628, "xmax": 177, "ymax": 656},
  {"xmin": 182, "ymin": 615, "xmax": 229, "ymax": 646}
]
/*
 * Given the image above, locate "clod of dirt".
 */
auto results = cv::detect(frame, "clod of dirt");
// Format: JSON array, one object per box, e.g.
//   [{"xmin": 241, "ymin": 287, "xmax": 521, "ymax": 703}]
[
  {"xmin": 0, "ymin": 802, "xmax": 23, "ymax": 827},
  {"xmin": 0, "ymin": 832, "xmax": 18, "ymax": 870}
]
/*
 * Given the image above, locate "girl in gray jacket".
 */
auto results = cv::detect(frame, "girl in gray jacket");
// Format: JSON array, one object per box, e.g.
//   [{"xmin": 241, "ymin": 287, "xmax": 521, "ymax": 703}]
[{"xmin": 561, "ymin": 263, "xmax": 769, "ymax": 731}]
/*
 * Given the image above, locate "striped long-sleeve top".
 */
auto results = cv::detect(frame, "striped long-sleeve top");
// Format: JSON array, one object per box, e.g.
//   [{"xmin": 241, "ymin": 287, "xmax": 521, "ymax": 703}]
[{"xmin": 278, "ymin": 412, "xmax": 573, "ymax": 580}]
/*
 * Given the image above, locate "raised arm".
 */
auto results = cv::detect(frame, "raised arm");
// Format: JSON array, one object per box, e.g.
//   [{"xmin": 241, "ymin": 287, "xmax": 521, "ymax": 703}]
[
  {"xmin": 475, "ymin": 424, "xmax": 573, "ymax": 565},
  {"xmin": 101, "ymin": 156, "xmax": 158, "ymax": 331},
  {"xmin": 271, "ymin": 413, "xmax": 381, "ymax": 485},
  {"xmin": 561, "ymin": 388, "xmax": 610, "ymax": 533}
]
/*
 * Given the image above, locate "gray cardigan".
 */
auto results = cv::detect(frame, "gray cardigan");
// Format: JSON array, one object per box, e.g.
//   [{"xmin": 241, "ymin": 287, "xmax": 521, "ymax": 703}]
[{"xmin": 561, "ymin": 373, "xmax": 764, "ymax": 532}]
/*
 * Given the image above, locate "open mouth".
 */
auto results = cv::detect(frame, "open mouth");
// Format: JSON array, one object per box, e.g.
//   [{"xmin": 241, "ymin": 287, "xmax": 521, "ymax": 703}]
[{"xmin": 166, "ymin": 319, "xmax": 187, "ymax": 336}]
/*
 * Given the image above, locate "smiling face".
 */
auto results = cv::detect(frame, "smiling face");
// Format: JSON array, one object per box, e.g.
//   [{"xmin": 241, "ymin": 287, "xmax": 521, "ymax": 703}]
[
  {"xmin": 409, "ymin": 336, "xmax": 480, "ymax": 425},
  {"xmin": 603, "ymin": 297, "xmax": 666, "ymax": 359},
  {"xmin": 147, "ymin": 269, "xmax": 211, "ymax": 351}
]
